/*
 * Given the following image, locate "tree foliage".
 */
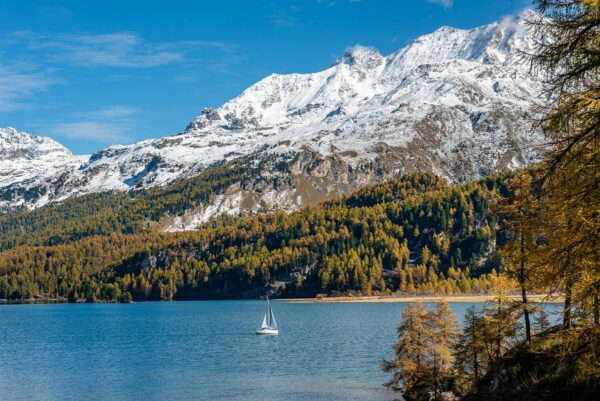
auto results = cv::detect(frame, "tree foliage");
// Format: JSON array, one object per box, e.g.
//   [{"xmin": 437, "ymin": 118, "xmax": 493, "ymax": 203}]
[
  {"xmin": 382, "ymin": 301, "xmax": 459, "ymax": 401},
  {"xmin": 526, "ymin": 0, "xmax": 600, "ymax": 324}
]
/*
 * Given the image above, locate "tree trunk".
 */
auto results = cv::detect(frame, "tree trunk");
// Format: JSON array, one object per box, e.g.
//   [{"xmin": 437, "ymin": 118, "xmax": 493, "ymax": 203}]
[
  {"xmin": 594, "ymin": 293, "xmax": 599, "ymax": 326},
  {"xmin": 496, "ymin": 303, "xmax": 502, "ymax": 360},
  {"xmin": 433, "ymin": 354, "xmax": 440, "ymax": 401},
  {"xmin": 472, "ymin": 314, "xmax": 479, "ymax": 382},
  {"xmin": 520, "ymin": 222, "xmax": 531, "ymax": 344},
  {"xmin": 563, "ymin": 277, "xmax": 573, "ymax": 329}
]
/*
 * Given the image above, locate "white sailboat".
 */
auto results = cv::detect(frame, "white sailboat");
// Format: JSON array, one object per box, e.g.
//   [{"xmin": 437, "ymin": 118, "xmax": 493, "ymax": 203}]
[{"xmin": 256, "ymin": 296, "xmax": 278, "ymax": 335}]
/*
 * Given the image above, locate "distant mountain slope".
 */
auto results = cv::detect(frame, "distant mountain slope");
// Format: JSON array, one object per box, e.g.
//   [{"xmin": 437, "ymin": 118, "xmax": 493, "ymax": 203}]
[
  {"xmin": 0, "ymin": 173, "xmax": 506, "ymax": 301},
  {"xmin": 0, "ymin": 9, "xmax": 544, "ymax": 220}
]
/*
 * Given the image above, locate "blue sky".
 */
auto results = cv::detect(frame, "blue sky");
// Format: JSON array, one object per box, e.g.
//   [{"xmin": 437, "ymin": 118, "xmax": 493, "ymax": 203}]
[{"xmin": 0, "ymin": 0, "xmax": 531, "ymax": 154}]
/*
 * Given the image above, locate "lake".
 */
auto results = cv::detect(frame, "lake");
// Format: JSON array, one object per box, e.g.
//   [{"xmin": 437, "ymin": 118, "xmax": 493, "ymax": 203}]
[{"xmin": 0, "ymin": 301, "xmax": 561, "ymax": 401}]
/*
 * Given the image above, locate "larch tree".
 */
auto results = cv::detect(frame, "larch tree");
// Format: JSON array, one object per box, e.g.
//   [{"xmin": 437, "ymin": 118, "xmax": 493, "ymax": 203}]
[
  {"xmin": 382, "ymin": 301, "xmax": 460, "ymax": 401},
  {"xmin": 528, "ymin": 0, "xmax": 600, "ymax": 325},
  {"xmin": 534, "ymin": 307, "xmax": 552, "ymax": 334},
  {"xmin": 454, "ymin": 306, "xmax": 487, "ymax": 394},
  {"xmin": 484, "ymin": 274, "xmax": 522, "ymax": 359},
  {"xmin": 382, "ymin": 302, "xmax": 430, "ymax": 400},
  {"xmin": 498, "ymin": 171, "xmax": 540, "ymax": 344},
  {"xmin": 426, "ymin": 300, "xmax": 460, "ymax": 401}
]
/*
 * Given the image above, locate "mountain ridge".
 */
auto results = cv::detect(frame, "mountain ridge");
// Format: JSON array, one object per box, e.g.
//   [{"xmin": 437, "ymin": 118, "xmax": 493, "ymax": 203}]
[{"xmin": 0, "ymin": 9, "xmax": 544, "ymax": 225}]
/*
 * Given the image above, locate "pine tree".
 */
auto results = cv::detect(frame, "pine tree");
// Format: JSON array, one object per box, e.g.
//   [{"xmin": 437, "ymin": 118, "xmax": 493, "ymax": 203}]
[
  {"xmin": 534, "ymin": 308, "xmax": 551, "ymax": 335},
  {"xmin": 454, "ymin": 306, "xmax": 486, "ymax": 394},
  {"xmin": 382, "ymin": 302, "xmax": 430, "ymax": 400},
  {"xmin": 382, "ymin": 301, "xmax": 460, "ymax": 401},
  {"xmin": 427, "ymin": 301, "xmax": 460, "ymax": 400},
  {"xmin": 498, "ymin": 171, "xmax": 538, "ymax": 344}
]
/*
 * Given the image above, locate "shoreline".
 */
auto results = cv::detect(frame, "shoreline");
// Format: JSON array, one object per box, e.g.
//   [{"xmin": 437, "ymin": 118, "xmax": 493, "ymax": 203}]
[
  {"xmin": 282, "ymin": 294, "xmax": 564, "ymax": 304},
  {"xmin": 1, "ymin": 294, "xmax": 564, "ymax": 305}
]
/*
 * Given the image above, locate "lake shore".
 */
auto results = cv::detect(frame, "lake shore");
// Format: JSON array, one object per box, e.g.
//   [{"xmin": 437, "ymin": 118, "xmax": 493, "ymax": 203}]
[
  {"xmin": 282, "ymin": 294, "xmax": 564, "ymax": 304},
  {"xmin": 1, "ymin": 293, "xmax": 564, "ymax": 305}
]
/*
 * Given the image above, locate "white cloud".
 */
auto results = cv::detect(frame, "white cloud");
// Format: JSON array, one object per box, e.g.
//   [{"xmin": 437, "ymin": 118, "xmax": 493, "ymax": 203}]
[
  {"xmin": 84, "ymin": 105, "xmax": 139, "ymax": 119},
  {"xmin": 46, "ymin": 105, "xmax": 140, "ymax": 144},
  {"xmin": 28, "ymin": 33, "xmax": 229, "ymax": 68},
  {"xmin": 3, "ymin": 31, "xmax": 232, "ymax": 69},
  {"xmin": 47, "ymin": 121, "xmax": 133, "ymax": 144},
  {"xmin": 316, "ymin": 0, "xmax": 336, "ymax": 6},
  {"xmin": 427, "ymin": 0, "xmax": 454, "ymax": 8},
  {"xmin": 497, "ymin": 14, "xmax": 524, "ymax": 37},
  {"xmin": 0, "ymin": 30, "xmax": 243, "ymax": 116},
  {"xmin": 265, "ymin": 4, "xmax": 301, "ymax": 27},
  {"xmin": 0, "ymin": 65, "xmax": 57, "ymax": 111},
  {"xmin": 57, "ymin": 33, "xmax": 181, "ymax": 67}
]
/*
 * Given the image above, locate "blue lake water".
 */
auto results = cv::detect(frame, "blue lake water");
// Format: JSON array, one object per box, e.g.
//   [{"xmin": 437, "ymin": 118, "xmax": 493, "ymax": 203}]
[{"xmin": 0, "ymin": 301, "xmax": 561, "ymax": 401}]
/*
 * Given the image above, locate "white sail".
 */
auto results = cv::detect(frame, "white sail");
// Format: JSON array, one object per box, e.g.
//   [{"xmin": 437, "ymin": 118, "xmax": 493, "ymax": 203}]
[
  {"xmin": 260, "ymin": 313, "xmax": 269, "ymax": 329},
  {"xmin": 268, "ymin": 302, "xmax": 277, "ymax": 329},
  {"xmin": 256, "ymin": 295, "xmax": 278, "ymax": 335}
]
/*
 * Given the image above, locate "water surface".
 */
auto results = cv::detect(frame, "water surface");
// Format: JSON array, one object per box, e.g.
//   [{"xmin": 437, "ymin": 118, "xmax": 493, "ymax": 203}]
[{"xmin": 0, "ymin": 301, "xmax": 560, "ymax": 401}]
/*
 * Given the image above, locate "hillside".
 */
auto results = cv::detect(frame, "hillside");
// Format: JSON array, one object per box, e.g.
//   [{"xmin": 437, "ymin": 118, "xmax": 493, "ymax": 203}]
[{"xmin": 0, "ymin": 173, "xmax": 508, "ymax": 302}]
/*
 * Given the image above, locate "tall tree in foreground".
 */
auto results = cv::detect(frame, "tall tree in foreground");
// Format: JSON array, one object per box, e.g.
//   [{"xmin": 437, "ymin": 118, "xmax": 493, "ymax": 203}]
[
  {"xmin": 449, "ymin": 3, "xmax": 600, "ymax": 398},
  {"xmin": 382, "ymin": 301, "xmax": 459, "ymax": 401},
  {"xmin": 529, "ymin": 0, "xmax": 600, "ymax": 324},
  {"xmin": 498, "ymin": 171, "xmax": 538, "ymax": 343},
  {"xmin": 382, "ymin": 302, "xmax": 430, "ymax": 400},
  {"xmin": 427, "ymin": 301, "xmax": 460, "ymax": 400},
  {"xmin": 454, "ymin": 306, "xmax": 486, "ymax": 395}
]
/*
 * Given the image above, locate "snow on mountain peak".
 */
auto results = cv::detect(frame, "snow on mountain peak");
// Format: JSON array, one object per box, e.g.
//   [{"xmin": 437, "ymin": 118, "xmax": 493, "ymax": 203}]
[
  {"xmin": 0, "ymin": 128, "xmax": 85, "ymax": 209},
  {"xmin": 341, "ymin": 45, "xmax": 384, "ymax": 70},
  {"xmin": 0, "ymin": 10, "xmax": 547, "ymax": 217},
  {"xmin": 0, "ymin": 127, "xmax": 73, "ymax": 161}
]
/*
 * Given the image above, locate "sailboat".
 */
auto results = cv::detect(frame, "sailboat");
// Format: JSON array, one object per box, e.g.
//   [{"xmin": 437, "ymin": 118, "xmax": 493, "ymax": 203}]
[{"xmin": 256, "ymin": 296, "xmax": 278, "ymax": 335}]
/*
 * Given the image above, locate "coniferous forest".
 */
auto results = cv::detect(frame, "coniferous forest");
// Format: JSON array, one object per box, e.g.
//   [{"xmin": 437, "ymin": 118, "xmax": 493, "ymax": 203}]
[{"xmin": 0, "ymin": 173, "xmax": 508, "ymax": 302}]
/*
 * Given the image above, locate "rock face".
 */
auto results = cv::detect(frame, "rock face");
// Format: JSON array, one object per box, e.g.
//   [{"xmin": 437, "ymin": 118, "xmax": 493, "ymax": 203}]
[{"xmin": 0, "ymin": 10, "xmax": 545, "ymax": 221}]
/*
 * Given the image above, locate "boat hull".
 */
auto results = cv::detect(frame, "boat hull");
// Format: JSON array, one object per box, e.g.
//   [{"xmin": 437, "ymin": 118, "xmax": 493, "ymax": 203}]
[{"xmin": 255, "ymin": 328, "xmax": 279, "ymax": 335}]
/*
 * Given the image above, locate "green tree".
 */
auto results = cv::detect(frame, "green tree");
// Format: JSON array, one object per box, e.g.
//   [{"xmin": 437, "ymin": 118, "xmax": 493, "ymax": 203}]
[
  {"xmin": 454, "ymin": 306, "xmax": 486, "ymax": 394},
  {"xmin": 382, "ymin": 302, "xmax": 430, "ymax": 400},
  {"xmin": 426, "ymin": 301, "xmax": 460, "ymax": 400},
  {"xmin": 382, "ymin": 301, "xmax": 459, "ymax": 401},
  {"xmin": 498, "ymin": 171, "xmax": 538, "ymax": 344}
]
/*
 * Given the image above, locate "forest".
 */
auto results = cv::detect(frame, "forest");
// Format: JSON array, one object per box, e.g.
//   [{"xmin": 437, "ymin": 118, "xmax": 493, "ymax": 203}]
[{"xmin": 0, "ymin": 173, "xmax": 510, "ymax": 302}]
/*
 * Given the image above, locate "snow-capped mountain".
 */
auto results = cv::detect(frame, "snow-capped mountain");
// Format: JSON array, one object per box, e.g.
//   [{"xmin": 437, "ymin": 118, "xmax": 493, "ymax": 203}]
[
  {"xmin": 0, "ymin": 10, "xmax": 545, "ymax": 223},
  {"xmin": 0, "ymin": 127, "xmax": 88, "ymax": 209}
]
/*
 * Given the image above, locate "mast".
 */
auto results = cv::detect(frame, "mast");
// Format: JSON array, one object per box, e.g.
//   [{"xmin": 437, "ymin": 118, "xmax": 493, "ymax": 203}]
[
  {"xmin": 269, "ymin": 302, "xmax": 277, "ymax": 329},
  {"xmin": 266, "ymin": 296, "xmax": 271, "ymax": 327}
]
